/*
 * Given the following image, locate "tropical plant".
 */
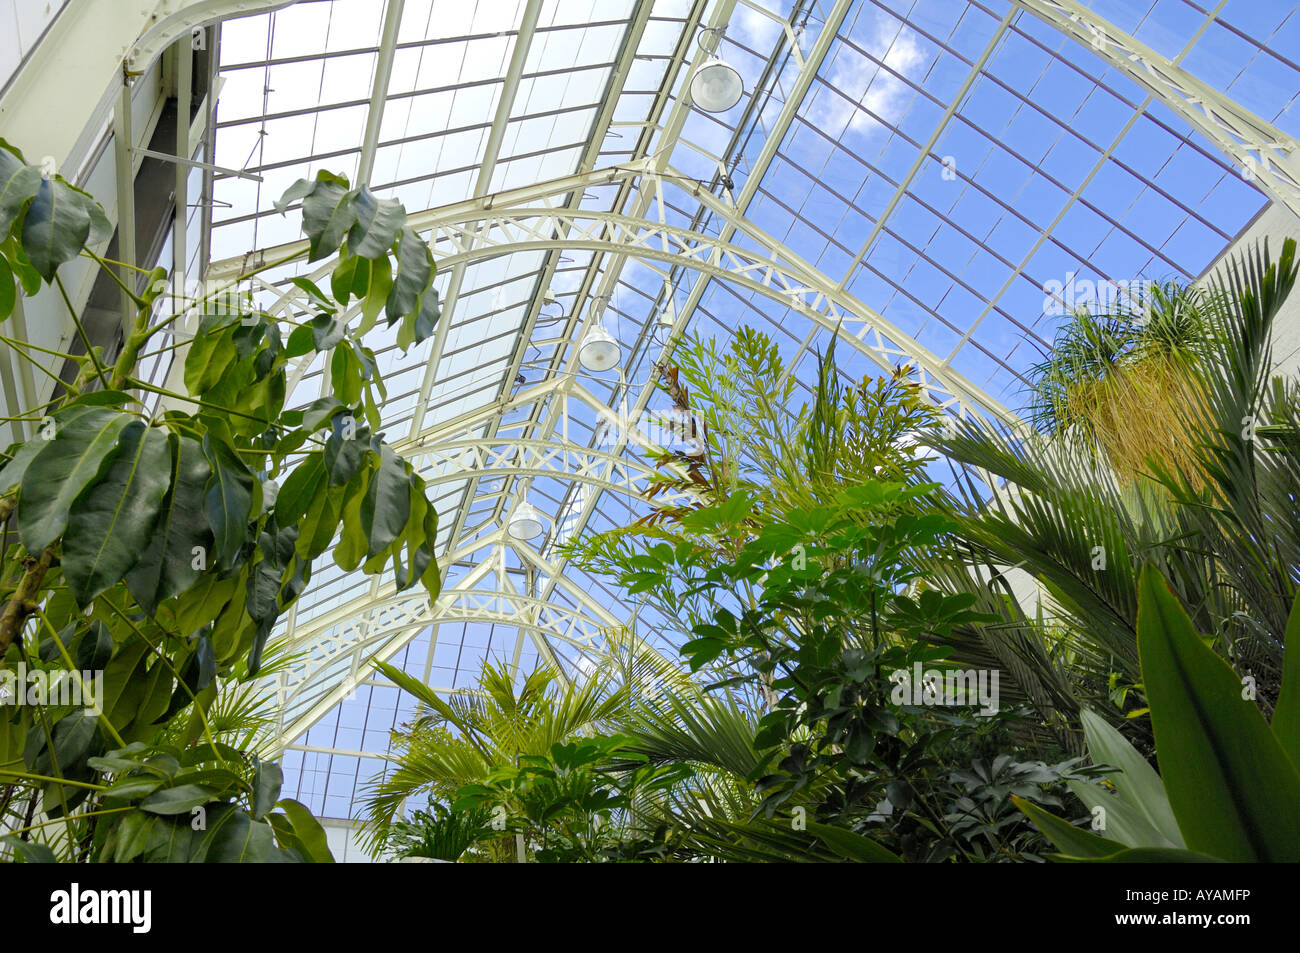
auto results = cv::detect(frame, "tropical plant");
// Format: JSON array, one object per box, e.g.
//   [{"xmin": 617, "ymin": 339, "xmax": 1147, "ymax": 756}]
[
  {"xmin": 1027, "ymin": 280, "xmax": 1221, "ymax": 487},
  {"xmin": 358, "ymin": 658, "xmax": 633, "ymax": 857},
  {"xmin": 0, "ymin": 137, "xmax": 449, "ymax": 862},
  {"xmin": 927, "ymin": 238, "xmax": 1300, "ymax": 735},
  {"xmin": 382, "ymin": 799, "xmax": 494, "ymax": 862},
  {"xmin": 1013, "ymin": 566, "xmax": 1300, "ymax": 862}
]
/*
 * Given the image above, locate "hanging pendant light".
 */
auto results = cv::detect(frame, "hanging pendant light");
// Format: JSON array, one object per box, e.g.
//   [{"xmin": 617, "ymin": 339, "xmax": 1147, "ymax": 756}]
[
  {"xmin": 507, "ymin": 500, "xmax": 545, "ymax": 541},
  {"xmin": 690, "ymin": 27, "xmax": 743, "ymax": 113},
  {"xmin": 579, "ymin": 323, "xmax": 621, "ymax": 373}
]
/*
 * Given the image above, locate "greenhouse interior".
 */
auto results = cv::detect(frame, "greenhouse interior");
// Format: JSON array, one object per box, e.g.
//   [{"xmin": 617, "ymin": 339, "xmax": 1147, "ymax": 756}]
[{"xmin": 0, "ymin": 0, "xmax": 1297, "ymax": 875}]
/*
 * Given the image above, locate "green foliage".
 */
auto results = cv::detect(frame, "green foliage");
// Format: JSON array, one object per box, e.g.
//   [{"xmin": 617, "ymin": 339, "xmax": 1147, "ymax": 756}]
[
  {"xmin": 0, "ymin": 137, "xmax": 454, "ymax": 862},
  {"xmin": 1015, "ymin": 571, "xmax": 1300, "ymax": 862},
  {"xmin": 926, "ymin": 239, "xmax": 1300, "ymax": 742}
]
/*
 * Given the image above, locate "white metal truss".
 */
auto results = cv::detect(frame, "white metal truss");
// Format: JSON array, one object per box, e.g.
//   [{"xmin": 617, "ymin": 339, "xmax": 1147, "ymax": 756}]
[
  {"xmin": 1015, "ymin": 0, "xmax": 1300, "ymax": 217},
  {"xmin": 213, "ymin": 161, "xmax": 1013, "ymax": 422},
  {"xmin": 266, "ymin": 527, "xmax": 633, "ymax": 748}
]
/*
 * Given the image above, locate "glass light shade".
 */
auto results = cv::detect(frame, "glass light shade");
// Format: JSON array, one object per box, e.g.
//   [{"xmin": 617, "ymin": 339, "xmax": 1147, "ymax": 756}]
[
  {"xmin": 691, "ymin": 58, "xmax": 743, "ymax": 112},
  {"xmin": 579, "ymin": 324, "xmax": 621, "ymax": 372},
  {"xmin": 507, "ymin": 500, "xmax": 545, "ymax": 541}
]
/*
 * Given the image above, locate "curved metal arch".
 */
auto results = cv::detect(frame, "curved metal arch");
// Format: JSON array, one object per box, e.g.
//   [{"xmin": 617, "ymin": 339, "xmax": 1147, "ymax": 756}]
[
  {"xmin": 271, "ymin": 585, "xmax": 612, "ymax": 746},
  {"xmin": 414, "ymin": 206, "xmax": 1011, "ymax": 425},
  {"xmin": 412, "ymin": 435, "xmax": 693, "ymax": 505},
  {"xmin": 267, "ymin": 527, "xmax": 632, "ymax": 745},
  {"xmin": 1014, "ymin": 0, "xmax": 1300, "ymax": 217},
  {"xmin": 213, "ymin": 162, "xmax": 1016, "ymax": 425}
]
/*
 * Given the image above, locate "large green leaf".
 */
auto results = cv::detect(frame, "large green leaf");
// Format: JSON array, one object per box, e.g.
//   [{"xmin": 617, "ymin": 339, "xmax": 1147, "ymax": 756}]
[
  {"xmin": 1269, "ymin": 591, "xmax": 1300, "ymax": 769},
  {"xmin": 805, "ymin": 821, "xmax": 901, "ymax": 862},
  {"xmin": 301, "ymin": 173, "xmax": 355, "ymax": 262},
  {"xmin": 1010, "ymin": 794, "xmax": 1124, "ymax": 858},
  {"xmin": 0, "ymin": 141, "xmax": 42, "ymax": 237},
  {"xmin": 1137, "ymin": 565, "xmax": 1300, "ymax": 861},
  {"xmin": 1078, "ymin": 708, "xmax": 1181, "ymax": 846},
  {"xmin": 372, "ymin": 658, "xmax": 452, "ymax": 717},
  {"xmin": 385, "ymin": 226, "xmax": 431, "ymax": 323},
  {"xmin": 251, "ymin": 758, "xmax": 283, "ymax": 820},
  {"xmin": 21, "ymin": 176, "xmax": 92, "ymax": 280},
  {"xmin": 203, "ymin": 434, "xmax": 255, "ymax": 571},
  {"xmin": 62, "ymin": 422, "xmax": 171, "ymax": 606},
  {"xmin": 18, "ymin": 408, "xmax": 133, "ymax": 552},
  {"xmin": 140, "ymin": 784, "xmax": 218, "ymax": 815},
  {"xmin": 125, "ymin": 434, "xmax": 214, "ymax": 614},
  {"xmin": 199, "ymin": 805, "xmax": 275, "ymax": 862},
  {"xmin": 1065, "ymin": 781, "xmax": 1175, "ymax": 850},
  {"xmin": 274, "ymin": 798, "xmax": 334, "ymax": 862},
  {"xmin": 185, "ymin": 321, "xmax": 238, "ymax": 395},
  {"xmin": 362, "ymin": 442, "xmax": 409, "ymax": 557},
  {"xmin": 348, "ymin": 186, "xmax": 404, "ymax": 259}
]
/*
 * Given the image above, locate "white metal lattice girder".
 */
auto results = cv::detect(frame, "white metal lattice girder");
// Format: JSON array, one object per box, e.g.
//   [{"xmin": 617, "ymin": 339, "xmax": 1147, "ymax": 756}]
[
  {"xmin": 268, "ymin": 533, "xmax": 621, "ymax": 745},
  {"xmin": 1014, "ymin": 0, "xmax": 1300, "ymax": 216},
  {"xmin": 413, "ymin": 201, "xmax": 1011, "ymax": 421}
]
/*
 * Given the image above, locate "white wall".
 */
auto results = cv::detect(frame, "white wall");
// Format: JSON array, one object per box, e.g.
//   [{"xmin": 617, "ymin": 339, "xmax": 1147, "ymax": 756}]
[
  {"xmin": 321, "ymin": 818, "xmax": 380, "ymax": 863},
  {"xmin": 1198, "ymin": 200, "xmax": 1300, "ymax": 380}
]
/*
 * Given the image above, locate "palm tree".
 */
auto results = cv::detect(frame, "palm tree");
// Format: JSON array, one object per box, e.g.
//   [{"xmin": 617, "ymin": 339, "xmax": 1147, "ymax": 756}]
[
  {"xmin": 927, "ymin": 239, "xmax": 1300, "ymax": 736},
  {"xmin": 357, "ymin": 656, "xmax": 631, "ymax": 856}
]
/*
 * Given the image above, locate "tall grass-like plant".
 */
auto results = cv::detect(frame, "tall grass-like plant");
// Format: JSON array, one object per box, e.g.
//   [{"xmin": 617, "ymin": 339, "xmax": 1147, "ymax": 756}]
[{"xmin": 1026, "ymin": 281, "xmax": 1219, "ymax": 489}]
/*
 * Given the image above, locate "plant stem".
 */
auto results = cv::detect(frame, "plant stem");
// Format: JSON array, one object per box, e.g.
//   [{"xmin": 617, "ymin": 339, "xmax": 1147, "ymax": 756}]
[
  {"xmin": 53, "ymin": 274, "xmax": 110, "ymax": 387},
  {"xmin": 35, "ymin": 608, "xmax": 127, "ymax": 747},
  {"xmin": 5, "ymin": 806, "xmax": 130, "ymax": 838},
  {"xmin": 99, "ymin": 599, "xmax": 224, "ymax": 760},
  {"xmin": 140, "ymin": 250, "xmax": 303, "ymax": 345},
  {"xmin": 0, "ymin": 547, "xmax": 54, "ymax": 659}
]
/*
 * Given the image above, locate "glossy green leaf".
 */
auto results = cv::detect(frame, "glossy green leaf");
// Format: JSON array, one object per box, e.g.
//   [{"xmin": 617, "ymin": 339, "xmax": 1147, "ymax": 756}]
[
  {"xmin": 348, "ymin": 186, "xmax": 404, "ymax": 258},
  {"xmin": 275, "ymin": 798, "xmax": 334, "ymax": 862},
  {"xmin": 1269, "ymin": 591, "xmax": 1300, "ymax": 769},
  {"xmin": 805, "ymin": 821, "xmax": 901, "ymax": 862},
  {"xmin": 184, "ymin": 322, "xmax": 237, "ymax": 395},
  {"xmin": 0, "ymin": 142, "xmax": 42, "ymax": 237},
  {"xmin": 62, "ymin": 422, "xmax": 171, "ymax": 606},
  {"xmin": 1065, "ymin": 781, "xmax": 1175, "ymax": 850},
  {"xmin": 275, "ymin": 454, "xmax": 325, "ymax": 525},
  {"xmin": 301, "ymin": 173, "xmax": 355, "ymax": 262},
  {"xmin": 1078, "ymin": 708, "xmax": 1181, "ymax": 846},
  {"xmin": 199, "ymin": 805, "xmax": 275, "ymax": 863},
  {"xmin": 1010, "ymin": 794, "xmax": 1125, "ymax": 858},
  {"xmin": 74, "ymin": 619, "xmax": 114, "ymax": 671},
  {"xmin": 125, "ymin": 434, "xmax": 213, "ymax": 614},
  {"xmin": 323, "ymin": 413, "xmax": 367, "ymax": 486},
  {"xmin": 139, "ymin": 783, "xmax": 217, "ymax": 815},
  {"xmin": 1137, "ymin": 565, "xmax": 1300, "ymax": 861},
  {"xmin": 252, "ymin": 758, "xmax": 283, "ymax": 820},
  {"xmin": 362, "ymin": 442, "xmax": 409, "ymax": 557},
  {"xmin": 21, "ymin": 176, "xmax": 93, "ymax": 280},
  {"xmin": 203, "ymin": 434, "xmax": 255, "ymax": 571},
  {"xmin": 385, "ymin": 227, "xmax": 431, "ymax": 324},
  {"xmin": 18, "ymin": 407, "xmax": 132, "ymax": 552}
]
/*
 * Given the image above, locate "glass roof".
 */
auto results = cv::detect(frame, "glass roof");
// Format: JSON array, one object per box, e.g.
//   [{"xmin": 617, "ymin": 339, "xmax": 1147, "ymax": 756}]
[{"xmin": 200, "ymin": 0, "xmax": 1295, "ymax": 818}]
